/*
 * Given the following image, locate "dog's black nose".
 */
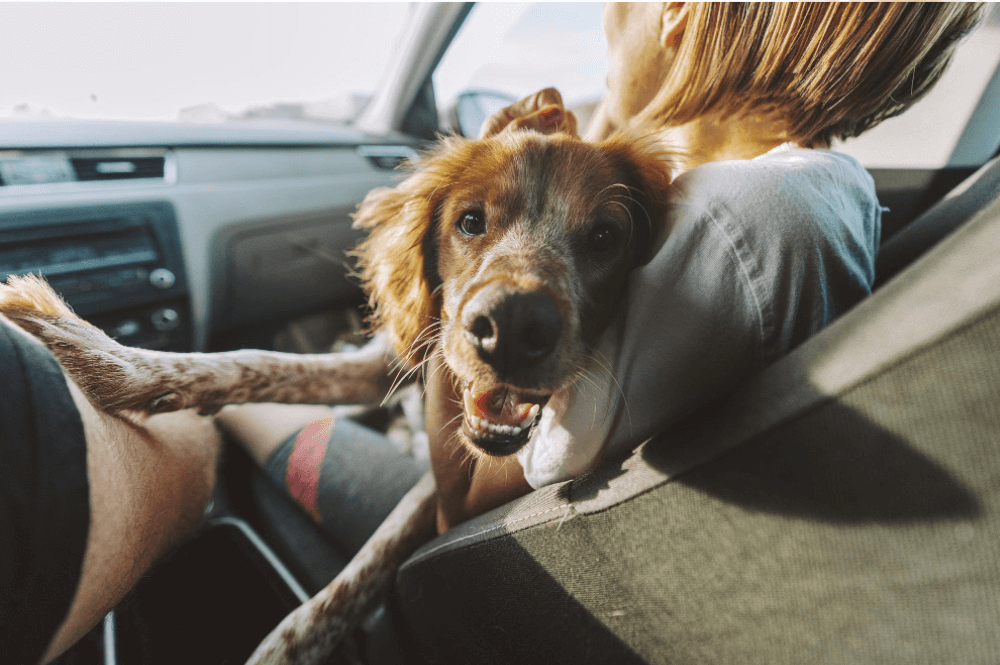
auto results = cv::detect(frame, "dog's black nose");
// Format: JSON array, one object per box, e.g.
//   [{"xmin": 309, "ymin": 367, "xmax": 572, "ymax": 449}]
[{"xmin": 464, "ymin": 289, "xmax": 562, "ymax": 376}]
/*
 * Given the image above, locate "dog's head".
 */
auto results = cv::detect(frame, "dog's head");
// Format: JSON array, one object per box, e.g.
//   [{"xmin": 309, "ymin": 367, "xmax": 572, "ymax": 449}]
[{"xmin": 354, "ymin": 131, "xmax": 672, "ymax": 456}]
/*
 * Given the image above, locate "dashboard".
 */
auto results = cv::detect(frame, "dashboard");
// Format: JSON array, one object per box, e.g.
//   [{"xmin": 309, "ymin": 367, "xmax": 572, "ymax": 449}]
[
  {"xmin": 1, "ymin": 97, "xmax": 997, "ymax": 356},
  {"xmin": 0, "ymin": 120, "xmax": 420, "ymax": 351}
]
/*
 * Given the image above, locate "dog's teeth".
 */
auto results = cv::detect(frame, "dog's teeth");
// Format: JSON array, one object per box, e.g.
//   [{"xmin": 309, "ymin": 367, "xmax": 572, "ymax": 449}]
[
  {"xmin": 463, "ymin": 388, "xmax": 478, "ymax": 419},
  {"xmin": 511, "ymin": 426, "xmax": 522, "ymax": 436},
  {"xmin": 500, "ymin": 425, "xmax": 512, "ymax": 435},
  {"xmin": 518, "ymin": 404, "xmax": 541, "ymax": 428},
  {"xmin": 513, "ymin": 402, "xmax": 534, "ymax": 421}
]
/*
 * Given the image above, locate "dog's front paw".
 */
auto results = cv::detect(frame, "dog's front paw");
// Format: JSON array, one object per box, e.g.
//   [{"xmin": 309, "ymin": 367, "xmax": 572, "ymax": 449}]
[
  {"xmin": 2, "ymin": 275, "xmax": 194, "ymax": 415},
  {"xmin": 5, "ymin": 310, "xmax": 174, "ymax": 414}
]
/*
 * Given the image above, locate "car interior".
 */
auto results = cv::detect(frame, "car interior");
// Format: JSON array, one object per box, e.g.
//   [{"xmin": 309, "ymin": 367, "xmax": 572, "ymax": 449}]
[{"xmin": 3, "ymin": 3, "xmax": 999, "ymax": 664}]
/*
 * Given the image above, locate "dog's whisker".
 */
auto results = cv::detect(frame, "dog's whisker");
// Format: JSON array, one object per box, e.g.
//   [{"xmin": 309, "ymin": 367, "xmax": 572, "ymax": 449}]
[
  {"xmin": 602, "ymin": 185, "xmax": 653, "ymax": 241},
  {"xmin": 408, "ymin": 334, "xmax": 442, "ymax": 370},
  {"xmin": 619, "ymin": 186, "xmax": 654, "ymax": 242},
  {"xmin": 606, "ymin": 200, "xmax": 636, "ymax": 246},
  {"xmin": 448, "ymin": 433, "xmax": 481, "ymax": 478},
  {"xmin": 580, "ymin": 366, "xmax": 619, "ymax": 428},
  {"xmin": 575, "ymin": 369, "xmax": 604, "ymax": 427},
  {"xmin": 406, "ymin": 321, "xmax": 443, "ymax": 351},
  {"xmin": 575, "ymin": 368, "xmax": 602, "ymax": 393},
  {"xmin": 410, "ymin": 342, "xmax": 441, "ymax": 370},
  {"xmin": 412, "ymin": 340, "xmax": 442, "ymax": 364},
  {"xmin": 382, "ymin": 330, "xmax": 443, "ymax": 405},
  {"xmin": 382, "ymin": 359, "xmax": 426, "ymax": 405},
  {"xmin": 443, "ymin": 411, "xmax": 465, "ymax": 431},
  {"xmin": 594, "ymin": 182, "xmax": 632, "ymax": 201},
  {"xmin": 386, "ymin": 322, "xmax": 442, "ymax": 385},
  {"xmin": 425, "ymin": 355, "xmax": 452, "ymax": 387},
  {"xmin": 586, "ymin": 349, "xmax": 616, "ymax": 376},
  {"xmin": 416, "ymin": 350, "xmax": 448, "ymax": 406},
  {"xmin": 595, "ymin": 184, "xmax": 654, "ymax": 252},
  {"xmin": 584, "ymin": 351, "xmax": 634, "ymax": 437}
]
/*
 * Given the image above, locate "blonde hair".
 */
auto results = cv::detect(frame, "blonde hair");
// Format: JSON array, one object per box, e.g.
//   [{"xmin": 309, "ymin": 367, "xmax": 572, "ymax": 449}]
[{"xmin": 642, "ymin": 2, "xmax": 985, "ymax": 147}]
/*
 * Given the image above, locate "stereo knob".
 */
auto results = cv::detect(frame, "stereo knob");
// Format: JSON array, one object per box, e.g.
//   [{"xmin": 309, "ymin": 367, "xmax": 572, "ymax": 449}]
[
  {"xmin": 112, "ymin": 319, "xmax": 141, "ymax": 338},
  {"xmin": 151, "ymin": 308, "xmax": 180, "ymax": 332},
  {"xmin": 149, "ymin": 268, "xmax": 176, "ymax": 289}
]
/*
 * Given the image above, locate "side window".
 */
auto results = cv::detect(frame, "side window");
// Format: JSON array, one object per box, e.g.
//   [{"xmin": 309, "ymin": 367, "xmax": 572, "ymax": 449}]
[
  {"xmin": 836, "ymin": 5, "xmax": 1000, "ymax": 169},
  {"xmin": 433, "ymin": 2, "xmax": 607, "ymax": 135}
]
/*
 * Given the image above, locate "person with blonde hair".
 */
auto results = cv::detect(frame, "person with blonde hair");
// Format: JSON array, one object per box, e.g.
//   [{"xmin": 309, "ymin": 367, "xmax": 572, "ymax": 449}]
[{"xmin": 425, "ymin": 1, "xmax": 986, "ymax": 527}]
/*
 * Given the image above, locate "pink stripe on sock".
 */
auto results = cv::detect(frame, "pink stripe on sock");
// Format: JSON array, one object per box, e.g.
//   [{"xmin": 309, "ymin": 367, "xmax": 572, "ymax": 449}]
[{"xmin": 286, "ymin": 417, "xmax": 333, "ymax": 523}]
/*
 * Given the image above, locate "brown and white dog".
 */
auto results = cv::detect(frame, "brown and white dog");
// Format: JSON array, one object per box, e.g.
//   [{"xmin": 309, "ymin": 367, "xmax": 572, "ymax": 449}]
[
  {"xmin": 0, "ymin": 130, "xmax": 672, "ymax": 665},
  {"xmin": 354, "ymin": 130, "xmax": 672, "ymax": 459}
]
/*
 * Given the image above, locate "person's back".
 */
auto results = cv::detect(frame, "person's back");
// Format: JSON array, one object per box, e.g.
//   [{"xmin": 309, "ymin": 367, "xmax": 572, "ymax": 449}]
[{"xmin": 425, "ymin": 1, "xmax": 986, "ymax": 522}]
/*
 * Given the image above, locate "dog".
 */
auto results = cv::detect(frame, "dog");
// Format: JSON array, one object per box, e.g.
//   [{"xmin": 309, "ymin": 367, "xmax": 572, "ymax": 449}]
[
  {"xmin": 353, "ymin": 130, "xmax": 673, "ymax": 459},
  {"xmin": 0, "ymin": 129, "xmax": 672, "ymax": 665}
]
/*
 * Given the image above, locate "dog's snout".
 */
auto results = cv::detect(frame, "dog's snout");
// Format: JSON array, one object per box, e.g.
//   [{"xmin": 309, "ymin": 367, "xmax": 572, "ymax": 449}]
[{"xmin": 463, "ymin": 288, "xmax": 562, "ymax": 376}]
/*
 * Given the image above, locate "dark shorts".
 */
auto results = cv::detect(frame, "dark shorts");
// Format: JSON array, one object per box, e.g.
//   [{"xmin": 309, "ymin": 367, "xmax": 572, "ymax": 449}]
[
  {"xmin": 262, "ymin": 413, "xmax": 429, "ymax": 557},
  {"xmin": 0, "ymin": 318, "xmax": 90, "ymax": 665}
]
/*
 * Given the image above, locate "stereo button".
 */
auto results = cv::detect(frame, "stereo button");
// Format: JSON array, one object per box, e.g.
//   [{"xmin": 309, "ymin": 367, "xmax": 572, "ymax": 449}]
[
  {"xmin": 113, "ymin": 319, "xmax": 141, "ymax": 338},
  {"xmin": 151, "ymin": 308, "xmax": 180, "ymax": 332},
  {"xmin": 149, "ymin": 268, "xmax": 176, "ymax": 289}
]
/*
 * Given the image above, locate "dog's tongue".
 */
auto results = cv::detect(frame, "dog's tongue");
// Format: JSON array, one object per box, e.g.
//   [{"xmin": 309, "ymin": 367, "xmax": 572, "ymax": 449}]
[{"xmin": 463, "ymin": 386, "xmax": 537, "ymax": 427}]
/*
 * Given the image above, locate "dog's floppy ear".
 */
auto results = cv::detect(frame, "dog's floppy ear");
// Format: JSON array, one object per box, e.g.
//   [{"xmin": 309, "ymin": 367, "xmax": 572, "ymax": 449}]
[
  {"xmin": 352, "ymin": 137, "xmax": 470, "ymax": 366},
  {"xmin": 601, "ymin": 133, "xmax": 676, "ymax": 266}
]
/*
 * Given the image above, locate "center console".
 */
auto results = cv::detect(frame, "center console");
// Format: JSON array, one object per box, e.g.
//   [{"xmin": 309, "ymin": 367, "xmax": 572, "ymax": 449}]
[{"xmin": 0, "ymin": 201, "xmax": 192, "ymax": 350}]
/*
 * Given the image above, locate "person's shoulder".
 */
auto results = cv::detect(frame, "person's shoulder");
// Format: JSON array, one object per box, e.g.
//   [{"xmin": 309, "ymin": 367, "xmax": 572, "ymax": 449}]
[
  {"xmin": 672, "ymin": 146, "xmax": 876, "ymax": 217},
  {"xmin": 657, "ymin": 145, "xmax": 882, "ymax": 354},
  {"xmin": 667, "ymin": 146, "xmax": 881, "ymax": 256}
]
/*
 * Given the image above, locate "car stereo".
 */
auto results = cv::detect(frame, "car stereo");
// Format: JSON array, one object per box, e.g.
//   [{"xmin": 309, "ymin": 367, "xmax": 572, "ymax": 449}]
[{"xmin": 0, "ymin": 201, "xmax": 191, "ymax": 350}]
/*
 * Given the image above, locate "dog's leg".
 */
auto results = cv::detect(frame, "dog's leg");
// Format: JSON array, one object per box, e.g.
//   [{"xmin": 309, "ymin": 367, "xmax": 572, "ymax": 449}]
[
  {"xmin": 246, "ymin": 471, "xmax": 437, "ymax": 665},
  {"xmin": 8, "ymin": 308, "xmax": 401, "ymax": 414},
  {"xmin": 4, "ymin": 306, "xmax": 400, "ymax": 414},
  {"xmin": 1, "ymin": 274, "xmax": 404, "ymax": 414}
]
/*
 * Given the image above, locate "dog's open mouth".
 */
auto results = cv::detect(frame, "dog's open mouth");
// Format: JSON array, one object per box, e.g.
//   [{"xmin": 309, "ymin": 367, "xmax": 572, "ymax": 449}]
[{"xmin": 461, "ymin": 385, "xmax": 549, "ymax": 456}]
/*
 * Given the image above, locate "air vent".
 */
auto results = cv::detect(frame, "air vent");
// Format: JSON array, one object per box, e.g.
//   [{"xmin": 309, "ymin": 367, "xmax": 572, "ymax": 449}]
[{"xmin": 71, "ymin": 157, "xmax": 165, "ymax": 181}]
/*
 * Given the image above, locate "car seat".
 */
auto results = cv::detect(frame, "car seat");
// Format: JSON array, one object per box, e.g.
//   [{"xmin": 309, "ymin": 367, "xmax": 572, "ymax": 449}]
[{"xmin": 388, "ymin": 156, "xmax": 1000, "ymax": 664}]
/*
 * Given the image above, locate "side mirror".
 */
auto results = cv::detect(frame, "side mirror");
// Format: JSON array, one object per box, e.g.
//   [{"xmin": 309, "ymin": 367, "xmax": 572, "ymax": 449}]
[{"xmin": 450, "ymin": 90, "xmax": 518, "ymax": 138}]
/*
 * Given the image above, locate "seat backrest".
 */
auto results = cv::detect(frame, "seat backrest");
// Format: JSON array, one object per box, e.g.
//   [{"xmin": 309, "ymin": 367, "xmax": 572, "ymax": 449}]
[
  {"xmin": 394, "ymin": 182, "xmax": 1000, "ymax": 664},
  {"xmin": 874, "ymin": 155, "xmax": 1000, "ymax": 289}
]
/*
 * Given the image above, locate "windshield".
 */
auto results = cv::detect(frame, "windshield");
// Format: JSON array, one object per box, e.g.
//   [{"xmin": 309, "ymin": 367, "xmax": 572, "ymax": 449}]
[{"xmin": 1, "ymin": 3, "xmax": 411, "ymax": 124}]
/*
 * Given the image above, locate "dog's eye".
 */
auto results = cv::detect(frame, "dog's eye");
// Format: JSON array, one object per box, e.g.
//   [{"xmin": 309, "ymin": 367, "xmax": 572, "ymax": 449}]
[
  {"xmin": 457, "ymin": 211, "xmax": 486, "ymax": 237},
  {"xmin": 588, "ymin": 224, "xmax": 618, "ymax": 253}
]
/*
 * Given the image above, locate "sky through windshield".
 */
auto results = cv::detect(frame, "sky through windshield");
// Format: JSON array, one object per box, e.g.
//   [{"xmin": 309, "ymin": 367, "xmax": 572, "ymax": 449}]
[{"xmin": 1, "ymin": 3, "xmax": 411, "ymax": 122}]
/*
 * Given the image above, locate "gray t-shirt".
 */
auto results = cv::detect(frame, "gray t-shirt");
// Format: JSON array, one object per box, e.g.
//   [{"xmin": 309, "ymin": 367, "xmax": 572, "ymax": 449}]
[{"xmin": 518, "ymin": 145, "xmax": 883, "ymax": 488}]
